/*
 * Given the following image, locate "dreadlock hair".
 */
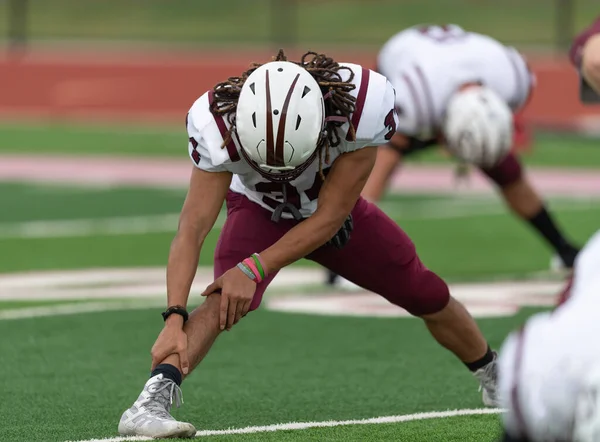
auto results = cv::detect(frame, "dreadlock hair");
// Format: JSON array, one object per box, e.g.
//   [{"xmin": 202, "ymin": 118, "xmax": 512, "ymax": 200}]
[{"xmin": 210, "ymin": 49, "xmax": 357, "ymax": 180}]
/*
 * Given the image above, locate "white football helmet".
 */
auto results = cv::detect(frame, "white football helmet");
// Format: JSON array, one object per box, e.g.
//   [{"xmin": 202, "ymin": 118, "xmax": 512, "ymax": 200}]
[
  {"xmin": 443, "ymin": 86, "xmax": 514, "ymax": 168},
  {"xmin": 236, "ymin": 61, "xmax": 325, "ymax": 182}
]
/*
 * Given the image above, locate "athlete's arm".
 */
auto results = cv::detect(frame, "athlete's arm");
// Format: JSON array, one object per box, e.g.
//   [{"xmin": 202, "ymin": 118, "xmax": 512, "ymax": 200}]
[
  {"xmin": 259, "ymin": 146, "xmax": 377, "ymax": 273},
  {"xmin": 165, "ymin": 167, "xmax": 232, "ymax": 321}
]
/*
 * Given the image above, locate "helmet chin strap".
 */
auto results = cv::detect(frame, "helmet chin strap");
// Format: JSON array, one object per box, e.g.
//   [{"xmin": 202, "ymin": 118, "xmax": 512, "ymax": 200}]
[{"xmin": 271, "ymin": 184, "xmax": 303, "ymax": 222}]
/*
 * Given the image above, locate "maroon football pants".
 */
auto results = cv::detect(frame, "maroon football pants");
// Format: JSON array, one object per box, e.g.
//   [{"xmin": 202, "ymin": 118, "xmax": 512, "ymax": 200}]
[{"xmin": 214, "ymin": 191, "xmax": 450, "ymax": 316}]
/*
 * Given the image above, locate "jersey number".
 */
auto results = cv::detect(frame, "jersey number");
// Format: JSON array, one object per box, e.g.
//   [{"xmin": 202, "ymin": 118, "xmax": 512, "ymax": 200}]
[
  {"xmin": 255, "ymin": 168, "xmax": 331, "ymax": 213},
  {"xmin": 384, "ymin": 108, "xmax": 396, "ymax": 140}
]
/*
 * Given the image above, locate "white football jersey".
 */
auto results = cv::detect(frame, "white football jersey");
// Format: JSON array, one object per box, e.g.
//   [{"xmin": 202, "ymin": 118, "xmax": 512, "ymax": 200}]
[
  {"xmin": 498, "ymin": 230, "xmax": 600, "ymax": 441},
  {"xmin": 186, "ymin": 63, "xmax": 397, "ymax": 218},
  {"xmin": 377, "ymin": 25, "xmax": 534, "ymax": 140}
]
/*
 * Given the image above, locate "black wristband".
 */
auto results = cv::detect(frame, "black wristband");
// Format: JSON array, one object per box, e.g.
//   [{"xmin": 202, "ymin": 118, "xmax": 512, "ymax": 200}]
[{"xmin": 161, "ymin": 305, "xmax": 189, "ymax": 323}]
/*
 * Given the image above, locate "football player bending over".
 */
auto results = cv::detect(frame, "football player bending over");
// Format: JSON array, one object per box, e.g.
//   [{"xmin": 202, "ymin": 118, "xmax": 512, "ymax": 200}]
[
  {"xmin": 497, "ymin": 229, "xmax": 600, "ymax": 441},
  {"xmin": 327, "ymin": 25, "xmax": 580, "ymax": 288},
  {"xmin": 498, "ymin": 21, "xmax": 600, "ymax": 441},
  {"xmin": 118, "ymin": 50, "xmax": 501, "ymax": 439}
]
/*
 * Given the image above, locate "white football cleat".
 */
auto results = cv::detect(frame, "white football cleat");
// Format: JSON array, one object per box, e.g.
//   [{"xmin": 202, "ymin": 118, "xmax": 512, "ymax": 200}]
[
  {"xmin": 118, "ymin": 374, "xmax": 196, "ymax": 439},
  {"xmin": 473, "ymin": 354, "xmax": 500, "ymax": 407}
]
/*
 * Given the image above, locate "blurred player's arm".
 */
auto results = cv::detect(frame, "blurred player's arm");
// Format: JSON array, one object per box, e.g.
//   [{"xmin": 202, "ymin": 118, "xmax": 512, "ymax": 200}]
[
  {"xmin": 259, "ymin": 146, "xmax": 377, "ymax": 273},
  {"xmin": 166, "ymin": 167, "xmax": 232, "ymax": 318},
  {"xmin": 362, "ymin": 133, "xmax": 437, "ymax": 202}
]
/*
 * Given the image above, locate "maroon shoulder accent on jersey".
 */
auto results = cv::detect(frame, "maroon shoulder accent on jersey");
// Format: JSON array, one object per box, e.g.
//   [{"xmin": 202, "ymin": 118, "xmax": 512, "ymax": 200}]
[
  {"xmin": 275, "ymin": 73, "xmax": 301, "ymax": 167},
  {"xmin": 570, "ymin": 16, "xmax": 600, "ymax": 67},
  {"xmin": 346, "ymin": 68, "xmax": 371, "ymax": 141},
  {"xmin": 208, "ymin": 90, "xmax": 241, "ymax": 162}
]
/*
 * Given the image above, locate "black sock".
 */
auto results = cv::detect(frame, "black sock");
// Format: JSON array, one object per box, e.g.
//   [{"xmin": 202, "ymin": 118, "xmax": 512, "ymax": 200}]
[
  {"xmin": 465, "ymin": 345, "xmax": 495, "ymax": 372},
  {"xmin": 527, "ymin": 206, "xmax": 574, "ymax": 253},
  {"xmin": 326, "ymin": 270, "xmax": 339, "ymax": 285},
  {"xmin": 151, "ymin": 363, "xmax": 182, "ymax": 386}
]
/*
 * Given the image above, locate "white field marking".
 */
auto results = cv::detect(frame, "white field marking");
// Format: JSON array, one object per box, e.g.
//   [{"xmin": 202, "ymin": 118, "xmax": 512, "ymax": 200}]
[
  {"xmin": 69, "ymin": 408, "xmax": 505, "ymax": 441},
  {"xmin": 0, "ymin": 267, "xmax": 322, "ymax": 301},
  {"xmin": 0, "ymin": 267, "xmax": 563, "ymax": 320},
  {"xmin": 1, "ymin": 197, "xmax": 597, "ymax": 240},
  {"xmin": 267, "ymin": 280, "xmax": 564, "ymax": 319},
  {"xmin": 0, "ymin": 300, "xmax": 164, "ymax": 321}
]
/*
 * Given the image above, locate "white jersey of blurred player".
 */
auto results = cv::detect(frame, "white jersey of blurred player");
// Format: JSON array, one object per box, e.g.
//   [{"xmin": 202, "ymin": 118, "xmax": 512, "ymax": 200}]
[
  {"xmin": 187, "ymin": 63, "xmax": 396, "ymax": 218},
  {"xmin": 377, "ymin": 24, "xmax": 533, "ymax": 140},
  {"xmin": 498, "ymin": 229, "xmax": 600, "ymax": 441}
]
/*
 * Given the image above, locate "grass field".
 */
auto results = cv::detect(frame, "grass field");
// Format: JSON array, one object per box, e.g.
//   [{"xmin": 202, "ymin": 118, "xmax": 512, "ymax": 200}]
[
  {"xmin": 0, "ymin": 0, "xmax": 597, "ymax": 47},
  {"xmin": 1, "ymin": 124, "xmax": 598, "ymax": 441}
]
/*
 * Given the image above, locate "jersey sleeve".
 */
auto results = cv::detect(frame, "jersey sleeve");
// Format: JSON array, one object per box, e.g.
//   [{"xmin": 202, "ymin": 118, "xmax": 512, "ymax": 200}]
[
  {"xmin": 186, "ymin": 92, "xmax": 231, "ymax": 173},
  {"xmin": 341, "ymin": 71, "xmax": 399, "ymax": 153}
]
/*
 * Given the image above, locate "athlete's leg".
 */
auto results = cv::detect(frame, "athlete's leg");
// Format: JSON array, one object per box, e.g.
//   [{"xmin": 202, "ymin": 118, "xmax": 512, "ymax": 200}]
[
  {"xmin": 480, "ymin": 153, "xmax": 579, "ymax": 267},
  {"xmin": 158, "ymin": 191, "xmax": 292, "ymax": 376},
  {"xmin": 308, "ymin": 198, "xmax": 499, "ymax": 405},
  {"xmin": 119, "ymin": 192, "xmax": 292, "ymax": 437}
]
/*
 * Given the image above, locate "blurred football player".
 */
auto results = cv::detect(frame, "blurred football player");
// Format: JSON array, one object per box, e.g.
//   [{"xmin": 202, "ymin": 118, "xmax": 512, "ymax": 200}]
[
  {"xmin": 498, "ymin": 23, "xmax": 600, "ymax": 441},
  {"xmin": 117, "ymin": 50, "xmax": 501, "ymax": 438},
  {"xmin": 570, "ymin": 16, "xmax": 600, "ymax": 101},
  {"xmin": 327, "ymin": 25, "xmax": 580, "ymax": 288},
  {"xmin": 497, "ymin": 229, "xmax": 600, "ymax": 442}
]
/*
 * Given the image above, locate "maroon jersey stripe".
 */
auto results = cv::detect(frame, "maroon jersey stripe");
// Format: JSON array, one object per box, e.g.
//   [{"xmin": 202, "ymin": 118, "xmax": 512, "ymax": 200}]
[
  {"xmin": 346, "ymin": 68, "xmax": 371, "ymax": 141},
  {"xmin": 275, "ymin": 73, "xmax": 301, "ymax": 166},
  {"xmin": 208, "ymin": 90, "xmax": 240, "ymax": 162}
]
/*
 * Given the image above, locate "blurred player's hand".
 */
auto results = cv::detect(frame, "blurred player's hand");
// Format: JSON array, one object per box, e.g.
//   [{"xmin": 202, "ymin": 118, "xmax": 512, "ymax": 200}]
[
  {"xmin": 150, "ymin": 317, "xmax": 190, "ymax": 375},
  {"xmin": 202, "ymin": 266, "xmax": 256, "ymax": 331}
]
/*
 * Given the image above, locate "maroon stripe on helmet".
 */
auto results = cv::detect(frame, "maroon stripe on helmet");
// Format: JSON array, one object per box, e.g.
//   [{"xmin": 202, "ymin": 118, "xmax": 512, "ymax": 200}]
[
  {"xmin": 208, "ymin": 90, "xmax": 240, "ymax": 162},
  {"xmin": 275, "ymin": 73, "xmax": 301, "ymax": 166},
  {"xmin": 346, "ymin": 68, "xmax": 371, "ymax": 141},
  {"xmin": 265, "ymin": 70, "xmax": 276, "ymax": 166}
]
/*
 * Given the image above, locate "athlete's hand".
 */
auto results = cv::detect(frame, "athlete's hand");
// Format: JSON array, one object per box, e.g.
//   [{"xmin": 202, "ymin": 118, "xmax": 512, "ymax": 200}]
[
  {"xmin": 202, "ymin": 266, "xmax": 256, "ymax": 331},
  {"xmin": 150, "ymin": 315, "xmax": 190, "ymax": 375}
]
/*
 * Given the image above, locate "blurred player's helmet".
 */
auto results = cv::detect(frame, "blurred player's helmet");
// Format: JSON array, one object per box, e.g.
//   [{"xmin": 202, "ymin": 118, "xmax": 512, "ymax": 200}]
[
  {"xmin": 236, "ymin": 61, "xmax": 325, "ymax": 182},
  {"xmin": 443, "ymin": 86, "xmax": 513, "ymax": 167},
  {"xmin": 573, "ymin": 365, "xmax": 600, "ymax": 441}
]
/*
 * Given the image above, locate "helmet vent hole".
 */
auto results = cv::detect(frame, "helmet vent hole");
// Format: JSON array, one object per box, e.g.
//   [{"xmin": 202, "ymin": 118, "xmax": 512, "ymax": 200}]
[
  {"xmin": 273, "ymin": 109, "xmax": 279, "ymax": 115},
  {"xmin": 302, "ymin": 86, "xmax": 311, "ymax": 98},
  {"xmin": 252, "ymin": 112, "xmax": 257, "ymax": 128},
  {"xmin": 277, "ymin": 68, "xmax": 283, "ymax": 72},
  {"xmin": 249, "ymin": 82, "xmax": 256, "ymax": 95},
  {"xmin": 295, "ymin": 115, "xmax": 302, "ymax": 130}
]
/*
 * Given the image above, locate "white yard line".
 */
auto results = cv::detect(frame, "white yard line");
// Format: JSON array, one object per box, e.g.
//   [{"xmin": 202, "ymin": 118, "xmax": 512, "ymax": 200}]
[
  {"xmin": 69, "ymin": 408, "xmax": 505, "ymax": 441},
  {"xmin": 0, "ymin": 300, "xmax": 163, "ymax": 321},
  {"xmin": 0, "ymin": 213, "xmax": 226, "ymax": 239},
  {"xmin": 0, "ymin": 197, "xmax": 596, "ymax": 240}
]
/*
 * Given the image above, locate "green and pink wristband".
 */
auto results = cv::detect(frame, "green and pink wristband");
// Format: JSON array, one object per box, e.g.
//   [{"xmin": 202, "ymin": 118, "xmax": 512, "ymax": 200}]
[{"xmin": 237, "ymin": 253, "xmax": 267, "ymax": 283}]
